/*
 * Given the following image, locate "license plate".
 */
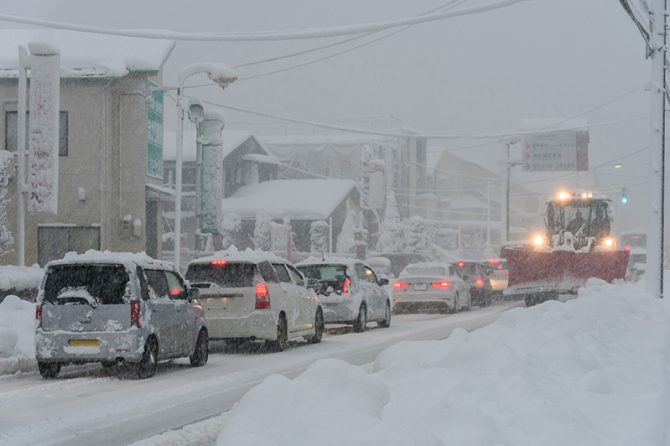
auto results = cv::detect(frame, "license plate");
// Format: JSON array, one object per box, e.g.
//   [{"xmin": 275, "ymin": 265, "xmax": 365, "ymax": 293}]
[
  {"xmin": 413, "ymin": 283, "xmax": 427, "ymax": 291},
  {"xmin": 69, "ymin": 339, "xmax": 100, "ymax": 347}
]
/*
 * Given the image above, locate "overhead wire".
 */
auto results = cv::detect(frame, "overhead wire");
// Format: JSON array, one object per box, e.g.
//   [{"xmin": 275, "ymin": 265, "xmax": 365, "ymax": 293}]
[{"xmin": 0, "ymin": 0, "xmax": 530, "ymax": 42}]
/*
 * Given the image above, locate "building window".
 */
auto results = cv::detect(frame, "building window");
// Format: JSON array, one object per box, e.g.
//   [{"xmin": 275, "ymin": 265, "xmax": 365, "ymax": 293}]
[{"xmin": 4, "ymin": 111, "xmax": 69, "ymax": 156}]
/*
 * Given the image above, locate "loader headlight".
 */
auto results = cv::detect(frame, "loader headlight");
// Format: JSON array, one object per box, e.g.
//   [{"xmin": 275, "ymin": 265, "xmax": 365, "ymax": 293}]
[
  {"xmin": 531, "ymin": 233, "xmax": 547, "ymax": 247},
  {"xmin": 600, "ymin": 237, "xmax": 616, "ymax": 249}
]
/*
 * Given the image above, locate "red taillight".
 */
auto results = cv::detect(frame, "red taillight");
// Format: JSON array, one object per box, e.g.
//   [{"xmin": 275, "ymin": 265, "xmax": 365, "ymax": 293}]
[
  {"xmin": 130, "ymin": 300, "xmax": 141, "ymax": 328},
  {"xmin": 432, "ymin": 281, "xmax": 451, "ymax": 289},
  {"xmin": 35, "ymin": 304, "xmax": 42, "ymax": 328},
  {"xmin": 474, "ymin": 278, "xmax": 485, "ymax": 287},
  {"xmin": 256, "ymin": 283, "xmax": 270, "ymax": 309},
  {"xmin": 457, "ymin": 261, "xmax": 465, "ymax": 268},
  {"xmin": 342, "ymin": 278, "xmax": 351, "ymax": 295},
  {"xmin": 393, "ymin": 281, "xmax": 409, "ymax": 289},
  {"xmin": 170, "ymin": 288, "xmax": 182, "ymax": 296},
  {"xmin": 210, "ymin": 260, "xmax": 228, "ymax": 266}
]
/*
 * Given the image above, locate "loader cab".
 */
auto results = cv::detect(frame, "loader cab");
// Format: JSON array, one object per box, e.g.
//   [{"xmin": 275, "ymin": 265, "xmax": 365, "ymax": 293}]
[{"xmin": 544, "ymin": 192, "xmax": 613, "ymax": 249}]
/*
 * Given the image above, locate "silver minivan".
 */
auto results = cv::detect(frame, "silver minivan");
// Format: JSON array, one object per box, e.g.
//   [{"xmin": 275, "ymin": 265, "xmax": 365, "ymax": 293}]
[{"xmin": 35, "ymin": 252, "xmax": 208, "ymax": 379}]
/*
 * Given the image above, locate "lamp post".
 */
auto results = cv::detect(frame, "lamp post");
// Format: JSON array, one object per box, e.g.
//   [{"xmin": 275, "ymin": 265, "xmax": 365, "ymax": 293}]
[{"xmin": 174, "ymin": 63, "xmax": 236, "ymax": 269}]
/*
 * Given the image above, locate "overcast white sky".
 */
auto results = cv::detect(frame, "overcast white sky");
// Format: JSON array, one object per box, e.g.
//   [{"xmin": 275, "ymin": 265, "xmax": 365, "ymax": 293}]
[{"xmin": 0, "ymin": 0, "xmax": 653, "ymax": 229}]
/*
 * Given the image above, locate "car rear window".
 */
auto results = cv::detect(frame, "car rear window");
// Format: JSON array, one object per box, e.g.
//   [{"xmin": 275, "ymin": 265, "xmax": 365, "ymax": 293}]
[
  {"xmin": 297, "ymin": 264, "xmax": 347, "ymax": 280},
  {"xmin": 43, "ymin": 264, "xmax": 130, "ymax": 305},
  {"xmin": 185, "ymin": 262, "xmax": 256, "ymax": 288}
]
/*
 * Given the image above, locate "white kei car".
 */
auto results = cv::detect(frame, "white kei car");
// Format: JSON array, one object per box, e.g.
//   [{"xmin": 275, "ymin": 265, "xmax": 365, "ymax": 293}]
[{"xmin": 185, "ymin": 252, "xmax": 324, "ymax": 351}]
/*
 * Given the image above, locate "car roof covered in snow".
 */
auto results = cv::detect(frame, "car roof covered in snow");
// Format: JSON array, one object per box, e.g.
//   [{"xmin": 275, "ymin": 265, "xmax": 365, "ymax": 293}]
[
  {"xmin": 0, "ymin": 29, "xmax": 174, "ymax": 78},
  {"xmin": 297, "ymin": 256, "xmax": 364, "ymax": 269},
  {"xmin": 188, "ymin": 249, "xmax": 288, "ymax": 266},
  {"xmin": 47, "ymin": 250, "xmax": 175, "ymax": 271},
  {"xmin": 0, "ymin": 265, "xmax": 44, "ymax": 291}
]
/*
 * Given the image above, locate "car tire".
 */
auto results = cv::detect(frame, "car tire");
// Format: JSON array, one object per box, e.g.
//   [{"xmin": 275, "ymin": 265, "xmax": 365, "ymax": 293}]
[
  {"xmin": 101, "ymin": 361, "xmax": 116, "ymax": 369},
  {"xmin": 309, "ymin": 308, "xmax": 325, "ymax": 344},
  {"xmin": 353, "ymin": 303, "xmax": 367, "ymax": 332},
  {"xmin": 378, "ymin": 301, "xmax": 391, "ymax": 328},
  {"xmin": 267, "ymin": 314, "xmax": 288, "ymax": 352},
  {"xmin": 37, "ymin": 361, "xmax": 61, "ymax": 379},
  {"xmin": 190, "ymin": 329, "xmax": 209, "ymax": 367},
  {"xmin": 136, "ymin": 338, "xmax": 158, "ymax": 379}
]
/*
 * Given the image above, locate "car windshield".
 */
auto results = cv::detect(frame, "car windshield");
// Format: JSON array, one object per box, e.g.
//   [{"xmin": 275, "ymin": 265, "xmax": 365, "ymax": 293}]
[
  {"xmin": 185, "ymin": 262, "xmax": 256, "ymax": 288},
  {"xmin": 43, "ymin": 264, "xmax": 130, "ymax": 305},
  {"xmin": 297, "ymin": 264, "xmax": 347, "ymax": 281}
]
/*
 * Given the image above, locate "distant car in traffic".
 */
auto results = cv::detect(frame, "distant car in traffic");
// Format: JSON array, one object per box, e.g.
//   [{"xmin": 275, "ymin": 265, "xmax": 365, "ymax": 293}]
[
  {"xmin": 452, "ymin": 260, "xmax": 494, "ymax": 307},
  {"xmin": 297, "ymin": 257, "xmax": 391, "ymax": 332},
  {"xmin": 392, "ymin": 262, "xmax": 471, "ymax": 313},
  {"xmin": 35, "ymin": 251, "xmax": 208, "ymax": 379},
  {"xmin": 185, "ymin": 252, "xmax": 324, "ymax": 352}
]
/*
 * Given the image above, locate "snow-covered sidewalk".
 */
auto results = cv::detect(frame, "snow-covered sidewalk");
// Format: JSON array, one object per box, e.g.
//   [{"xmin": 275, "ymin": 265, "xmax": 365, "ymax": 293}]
[{"xmin": 217, "ymin": 279, "xmax": 670, "ymax": 446}]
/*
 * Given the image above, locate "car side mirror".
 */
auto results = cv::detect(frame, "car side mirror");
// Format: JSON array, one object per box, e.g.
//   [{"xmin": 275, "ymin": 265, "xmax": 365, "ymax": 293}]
[
  {"xmin": 378, "ymin": 278, "xmax": 389, "ymax": 286},
  {"xmin": 187, "ymin": 287, "xmax": 199, "ymax": 301}
]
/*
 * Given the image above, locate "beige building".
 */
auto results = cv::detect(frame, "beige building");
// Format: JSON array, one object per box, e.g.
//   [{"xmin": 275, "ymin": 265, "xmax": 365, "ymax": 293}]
[{"xmin": 0, "ymin": 30, "xmax": 175, "ymax": 265}]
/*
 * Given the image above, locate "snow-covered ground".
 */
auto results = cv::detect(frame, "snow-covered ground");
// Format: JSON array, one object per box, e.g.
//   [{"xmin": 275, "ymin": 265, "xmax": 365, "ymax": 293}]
[
  {"xmin": 0, "ymin": 303, "xmax": 515, "ymax": 446},
  {"xmin": 216, "ymin": 279, "xmax": 670, "ymax": 446}
]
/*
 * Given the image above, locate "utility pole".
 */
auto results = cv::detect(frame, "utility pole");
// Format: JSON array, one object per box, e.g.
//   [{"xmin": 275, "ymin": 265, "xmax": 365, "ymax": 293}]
[
  {"xmin": 16, "ymin": 46, "xmax": 28, "ymax": 266},
  {"xmin": 646, "ymin": 0, "xmax": 667, "ymax": 298}
]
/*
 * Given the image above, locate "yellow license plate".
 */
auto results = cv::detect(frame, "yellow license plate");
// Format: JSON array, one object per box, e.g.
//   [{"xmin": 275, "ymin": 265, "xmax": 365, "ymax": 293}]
[{"xmin": 69, "ymin": 339, "xmax": 100, "ymax": 347}]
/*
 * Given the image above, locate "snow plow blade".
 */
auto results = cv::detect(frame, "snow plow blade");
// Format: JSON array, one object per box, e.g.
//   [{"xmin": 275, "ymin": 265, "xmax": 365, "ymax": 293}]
[{"xmin": 502, "ymin": 248, "xmax": 630, "ymax": 289}]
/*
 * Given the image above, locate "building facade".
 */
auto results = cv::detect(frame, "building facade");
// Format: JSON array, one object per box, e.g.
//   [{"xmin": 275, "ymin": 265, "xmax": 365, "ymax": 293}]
[{"xmin": 0, "ymin": 30, "xmax": 175, "ymax": 265}]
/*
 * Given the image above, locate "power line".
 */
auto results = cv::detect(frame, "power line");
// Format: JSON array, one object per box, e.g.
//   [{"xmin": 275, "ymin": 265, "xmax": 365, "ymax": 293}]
[
  {"xmin": 200, "ymin": 98, "xmax": 649, "ymax": 140},
  {"xmin": 0, "ymin": 0, "xmax": 531, "ymax": 42},
  {"xmin": 232, "ymin": 0, "xmax": 467, "ymax": 70}
]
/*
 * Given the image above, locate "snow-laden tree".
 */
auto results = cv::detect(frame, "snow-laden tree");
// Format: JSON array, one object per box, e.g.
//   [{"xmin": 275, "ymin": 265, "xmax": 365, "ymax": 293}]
[
  {"xmin": 220, "ymin": 212, "xmax": 242, "ymax": 250},
  {"xmin": 377, "ymin": 192, "xmax": 406, "ymax": 253},
  {"xmin": 310, "ymin": 220, "xmax": 330, "ymax": 253},
  {"xmin": 0, "ymin": 151, "xmax": 14, "ymax": 256},
  {"xmin": 253, "ymin": 212, "xmax": 272, "ymax": 251},
  {"xmin": 336, "ymin": 204, "xmax": 356, "ymax": 254}
]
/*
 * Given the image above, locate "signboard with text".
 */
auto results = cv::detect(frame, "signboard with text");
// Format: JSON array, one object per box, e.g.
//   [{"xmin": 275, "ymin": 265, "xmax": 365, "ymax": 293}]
[
  {"xmin": 147, "ymin": 80, "xmax": 163, "ymax": 179},
  {"xmin": 522, "ymin": 129, "xmax": 589, "ymax": 172}
]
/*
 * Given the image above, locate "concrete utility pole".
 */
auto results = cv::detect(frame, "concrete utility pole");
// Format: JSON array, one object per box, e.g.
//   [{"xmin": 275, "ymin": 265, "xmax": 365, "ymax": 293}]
[
  {"xmin": 646, "ymin": 0, "xmax": 667, "ymax": 298},
  {"xmin": 16, "ymin": 46, "xmax": 28, "ymax": 266}
]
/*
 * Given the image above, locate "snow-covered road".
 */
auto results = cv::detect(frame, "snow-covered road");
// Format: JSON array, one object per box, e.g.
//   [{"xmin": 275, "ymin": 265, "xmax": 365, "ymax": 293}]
[{"xmin": 0, "ymin": 301, "xmax": 521, "ymax": 446}]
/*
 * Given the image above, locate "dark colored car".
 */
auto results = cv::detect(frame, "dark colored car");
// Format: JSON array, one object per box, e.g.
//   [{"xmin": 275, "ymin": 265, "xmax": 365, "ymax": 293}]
[{"xmin": 452, "ymin": 260, "xmax": 494, "ymax": 307}]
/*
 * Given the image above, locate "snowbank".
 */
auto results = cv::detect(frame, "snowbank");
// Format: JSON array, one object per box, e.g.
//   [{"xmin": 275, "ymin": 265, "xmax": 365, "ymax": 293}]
[
  {"xmin": 217, "ymin": 279, "xmax": 670, "ymax": 446},
  {"xmin": 0, "ymin": 295, "xmax": 36, "ymax": 374},
  {"xmin": 0, "ymin": 265, "xmax": 43, "ymax": 292}
]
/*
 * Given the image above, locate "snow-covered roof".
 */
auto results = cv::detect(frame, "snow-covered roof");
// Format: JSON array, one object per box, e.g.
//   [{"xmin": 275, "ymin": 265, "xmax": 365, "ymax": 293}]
[
  {"xmin": 47, "ymin": 250, "xmax": 175, "ymax": 271},
  {"xmin": 163, "ymin": 130, "xmax": 269, "ymax": 162},
  {"xmin": 221, "ymin": 179, "xmax": 357, "ymax": 220},
  {"xmin": 0, "ymin": 29, "xmax": 175, "ymax": 78},
  {"xmin": 261, "ymin": 134, "xmax": 394, "ymax": 146},
  {"xmin": 188, "ymin": 248, "xmax": 287, "ymax": 266}
]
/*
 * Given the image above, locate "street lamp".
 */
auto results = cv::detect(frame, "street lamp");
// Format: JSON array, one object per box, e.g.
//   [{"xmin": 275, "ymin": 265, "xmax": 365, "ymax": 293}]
[{"xmin": 174, "ymin": 63, "xmax": 237, "ymax": 269}]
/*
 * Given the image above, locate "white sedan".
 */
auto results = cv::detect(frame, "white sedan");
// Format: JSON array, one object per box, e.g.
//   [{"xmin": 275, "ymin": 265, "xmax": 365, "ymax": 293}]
[{"xmin": 392, "ymin": 262, "xmax": 471, "ymax": 313}]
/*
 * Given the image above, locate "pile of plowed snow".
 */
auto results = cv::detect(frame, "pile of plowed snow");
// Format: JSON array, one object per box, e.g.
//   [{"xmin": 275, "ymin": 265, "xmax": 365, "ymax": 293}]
[
  {"xmin": 217, "ymin": 279, "xmax": 670, "ymax": 446},
  {"xmin": 0, "ymin": 295, "xmax": 35, "ymax": 374}
]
